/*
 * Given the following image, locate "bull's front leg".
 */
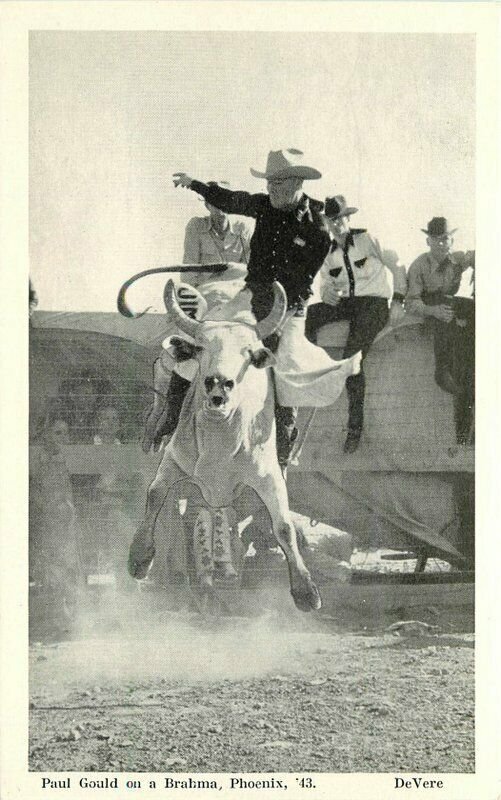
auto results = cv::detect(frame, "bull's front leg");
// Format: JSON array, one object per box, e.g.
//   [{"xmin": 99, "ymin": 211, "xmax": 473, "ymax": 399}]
[
  {"xmin": 128, "ymin": 453, "xmax": 185, "ymax": 579},
  {"xmin": 142, "ymin": 353, "xmax": 172, "ymax": 454},
  {"xmin": 250, "ymin": 471, "xmax": 321, "ymax": 612}
]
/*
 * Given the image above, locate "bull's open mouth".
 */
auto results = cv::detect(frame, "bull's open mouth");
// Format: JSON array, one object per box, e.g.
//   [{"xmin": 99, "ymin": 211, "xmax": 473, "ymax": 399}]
[{"xmin": 203, "ymin": 399, "xmax": 229, "ymax": 416}]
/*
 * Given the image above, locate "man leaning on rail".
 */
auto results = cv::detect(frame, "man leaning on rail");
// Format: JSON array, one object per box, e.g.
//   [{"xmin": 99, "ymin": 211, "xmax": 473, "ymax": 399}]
[
  {"xmin": 406, "ymin": 217, "xmax": 475, "ymax": 444},
  {"xmin": 305, "ymin": 195, "xmax": 407, "ymax": 453}
]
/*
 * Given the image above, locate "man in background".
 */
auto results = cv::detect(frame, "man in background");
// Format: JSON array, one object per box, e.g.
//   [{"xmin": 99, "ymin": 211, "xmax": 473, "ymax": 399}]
[
  {"xmin": 182, "ymin": 180, "xmax": 251, "ymax": 288},
  {"xmin": 305, "ymin": 195, "xmax": 407, "ymax": 453},
  {"xmin": 142, "ymin": 181, "xmax": 251, "ymax": 454},
  {"xmin": 29, "ymin": 278, "xmax": 38, "ymax": 323},
  {"xmin": 406, "ymin": 217, "xmax": 475, "ymax": 443}
]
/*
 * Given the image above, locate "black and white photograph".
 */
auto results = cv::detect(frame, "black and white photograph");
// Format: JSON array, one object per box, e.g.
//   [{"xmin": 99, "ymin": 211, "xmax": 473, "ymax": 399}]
[{"xmin": 0, "ymin": 2, "xmax": 499, "ymax": 798}]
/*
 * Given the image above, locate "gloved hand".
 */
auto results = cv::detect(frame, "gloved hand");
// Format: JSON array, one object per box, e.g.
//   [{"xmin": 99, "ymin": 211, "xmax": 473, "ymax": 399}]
[
  {"xmin": 321, "ymin": 284, "xmax": 343, "ymax": 306},
  {"xmin": 429, "ymin": 304, "xmax": 454, "ymax": 323},
  {"xmin": 173, "ymin": 172, "xmax": 194, "ymax": 188},
  {"xmin": 389, "ymin": 300, "xmax": 406, "ymax": 326}
]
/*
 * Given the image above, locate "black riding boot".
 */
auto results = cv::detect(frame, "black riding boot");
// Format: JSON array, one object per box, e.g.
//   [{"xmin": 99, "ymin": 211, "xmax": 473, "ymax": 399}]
[
  {"xmin": 275, "ymin": 404, "xmax": 298, "ymax": 474},
  {"xmin": 153, "ymin": 372, "xmax": 191, "ymax": 449},
  {"xmin": 431, "ymin": 319, "xmax": 457, "ymax": 394},
  {"xmin": 344, "ymin": 372, "xmax": 365, "ymax": 453}
]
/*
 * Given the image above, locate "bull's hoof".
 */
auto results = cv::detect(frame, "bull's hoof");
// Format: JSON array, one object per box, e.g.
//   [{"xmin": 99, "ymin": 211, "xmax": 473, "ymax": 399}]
[
  {"xmin": 128, "ymin": 543, "xmax": 155, "ymax": 580},
  {"xmin": 291, "ymin": 576, "xmax": 322, "ymax": 613},
  {"xmin": 199, "ymin": 573, "xmax": 214, "ymax": 590},
  {"xmin": 214, "ymin": 562, "xmax": 238, "ymax": 581}
]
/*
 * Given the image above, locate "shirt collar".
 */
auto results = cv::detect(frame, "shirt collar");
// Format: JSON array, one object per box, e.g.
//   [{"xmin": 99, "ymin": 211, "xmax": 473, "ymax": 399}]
[
  {"xmin": 330, "ymin": 227, "xmax": 367, "ymax": 251},
  {"xmin": 427, "ymin": 252, "xmax": 457, "ymax": 271},
  {"xmin": 295, "ymin": 194, "xmax": 312, "ymax": 223},
  {"xmin": 204, "ymin": 216, "xmax": 235, "ymax": 235},
  {"xmin": 265, "ymin": 193, "xmax": 323, "ymax": 223},
  {"xmin": 284, "ymin": 193, "xmax": 323, "ymax": 222}
]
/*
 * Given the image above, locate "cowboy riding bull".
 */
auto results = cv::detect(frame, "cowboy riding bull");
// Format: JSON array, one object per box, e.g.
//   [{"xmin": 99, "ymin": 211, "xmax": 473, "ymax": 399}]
[{"xmin": 127, "ymin": 279, "xmax": 322, "ymax": 612}]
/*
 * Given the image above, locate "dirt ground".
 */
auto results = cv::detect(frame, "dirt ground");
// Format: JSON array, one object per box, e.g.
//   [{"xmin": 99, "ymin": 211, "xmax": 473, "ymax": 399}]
[{"xmin": 29, "ymin": 585, "xmax": 474, "ymax": 774}]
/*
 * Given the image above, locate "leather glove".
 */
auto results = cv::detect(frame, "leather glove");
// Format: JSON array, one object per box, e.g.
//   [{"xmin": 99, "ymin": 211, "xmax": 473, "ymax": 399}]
[{"xmin": 173, "ymin": 172, "xmax": 194, "ymax": 188}]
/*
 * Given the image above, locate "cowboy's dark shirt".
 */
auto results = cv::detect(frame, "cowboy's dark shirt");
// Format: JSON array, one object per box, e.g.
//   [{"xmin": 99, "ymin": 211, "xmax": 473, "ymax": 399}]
[{"xmin": 190, "ymin": 180, "xmax": 330, "ymax": 320}]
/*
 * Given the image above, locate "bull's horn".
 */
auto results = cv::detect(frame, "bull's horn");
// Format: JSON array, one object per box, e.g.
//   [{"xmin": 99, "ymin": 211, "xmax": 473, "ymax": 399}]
[
  {"xmin": 255, "ymin": 282, "xmax": 288, "ymax": 341},
  {"xmin": 163, "ymin": 279, "xmax": 202, "ymax": 338},
  {"xmin": 117, "ymin": 264, "xmax": 227, "ymax": 318}
]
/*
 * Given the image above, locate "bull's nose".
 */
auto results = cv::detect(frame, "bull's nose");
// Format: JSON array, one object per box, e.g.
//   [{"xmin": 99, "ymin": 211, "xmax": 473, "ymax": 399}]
[{"xmin": 211, "ymin": 396, "xmax": 224, "ymax": 407}]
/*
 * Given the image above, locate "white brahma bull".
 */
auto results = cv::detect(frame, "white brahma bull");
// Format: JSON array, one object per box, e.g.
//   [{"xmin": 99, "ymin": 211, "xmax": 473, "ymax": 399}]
[{"xmin": 128, "ymin": 279, "xmax": 321, "ymax": 612}]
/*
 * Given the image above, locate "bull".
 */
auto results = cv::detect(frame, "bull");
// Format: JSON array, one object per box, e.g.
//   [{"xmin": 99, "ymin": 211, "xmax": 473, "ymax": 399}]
[{"xmin": 128, "ymin": 279, "xmax": 321, "ymax": 612}]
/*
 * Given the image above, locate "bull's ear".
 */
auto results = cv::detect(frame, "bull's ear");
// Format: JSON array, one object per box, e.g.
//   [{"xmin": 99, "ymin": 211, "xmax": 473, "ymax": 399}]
[
  {"xmin": 249, "ymin": 347, "xmax": 276, "ymax": 369},
  {"xmin": 162, "ymin": 335, "xmax": 202, "ymax": 361}
]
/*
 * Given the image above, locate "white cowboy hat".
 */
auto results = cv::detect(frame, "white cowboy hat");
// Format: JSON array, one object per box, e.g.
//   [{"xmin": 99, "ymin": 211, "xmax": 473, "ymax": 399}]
[{"xmin": 250, "ymin": 148, "xmax": 321, "ymax": 180}]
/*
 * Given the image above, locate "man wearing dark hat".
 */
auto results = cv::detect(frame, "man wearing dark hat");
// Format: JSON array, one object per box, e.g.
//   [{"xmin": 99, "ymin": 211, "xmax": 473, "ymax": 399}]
[
  {"xmin": 406, "ymin": 217, "xmax": 475, "ymax": 397},
  {"xmin": 171, "ymin": 149, "xmax": 334, "ymax": 470},
  {"xmin": 406, "ymin": 217, "xmax": 475, "ymax": 443},
  {"xmin": 305, "ymin": 195, "xmax": 407, "ymax": 453}
]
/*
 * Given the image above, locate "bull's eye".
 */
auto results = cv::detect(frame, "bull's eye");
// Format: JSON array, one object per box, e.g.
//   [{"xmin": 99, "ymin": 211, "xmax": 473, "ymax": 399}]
[
  {"xmin": 204, "ymin": 377, "xmax": 215, "ymax": 392},
  {"xmin": 224, "ymin": 380, "xmax": 234, "ymax": 391}
]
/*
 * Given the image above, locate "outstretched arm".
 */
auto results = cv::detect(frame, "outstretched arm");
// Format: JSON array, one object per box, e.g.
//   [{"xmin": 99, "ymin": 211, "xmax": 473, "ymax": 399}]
[{"xmin": 173, "ymin": 172, "xmax": 263, "ymax": 218}]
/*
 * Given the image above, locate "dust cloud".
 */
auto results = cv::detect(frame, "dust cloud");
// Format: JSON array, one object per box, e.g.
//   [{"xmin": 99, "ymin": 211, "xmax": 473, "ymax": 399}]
[{"xmin": 31, "ymin": 585, "xmax": 332, "ymax": 696}]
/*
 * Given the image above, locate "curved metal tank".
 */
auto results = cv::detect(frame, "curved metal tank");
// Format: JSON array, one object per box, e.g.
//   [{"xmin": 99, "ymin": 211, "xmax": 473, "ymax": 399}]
[{"xmin": 287, "ymin": 317, "xmax": 474, "ymax": 566}]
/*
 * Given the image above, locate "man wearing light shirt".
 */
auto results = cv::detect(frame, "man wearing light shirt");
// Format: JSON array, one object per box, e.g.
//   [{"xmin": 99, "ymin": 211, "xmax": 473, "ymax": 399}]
[
  {"xmin": 406, "ymin": 217, "xmax": 474, "ymax": 395},
  {"xmin": 406, "ymin": 217, "xmax": 474, "ymax": 443},
  {"xmin": 142, "ymin": 181, "xmax": 251, "ymax": 454},
  {"xmin": 305, "ymin": 195, "xmax": 407, "ymax": 453},
  {"xmin": 182, "ymin": 180, "xmax": 251, "ymax": 292}
]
